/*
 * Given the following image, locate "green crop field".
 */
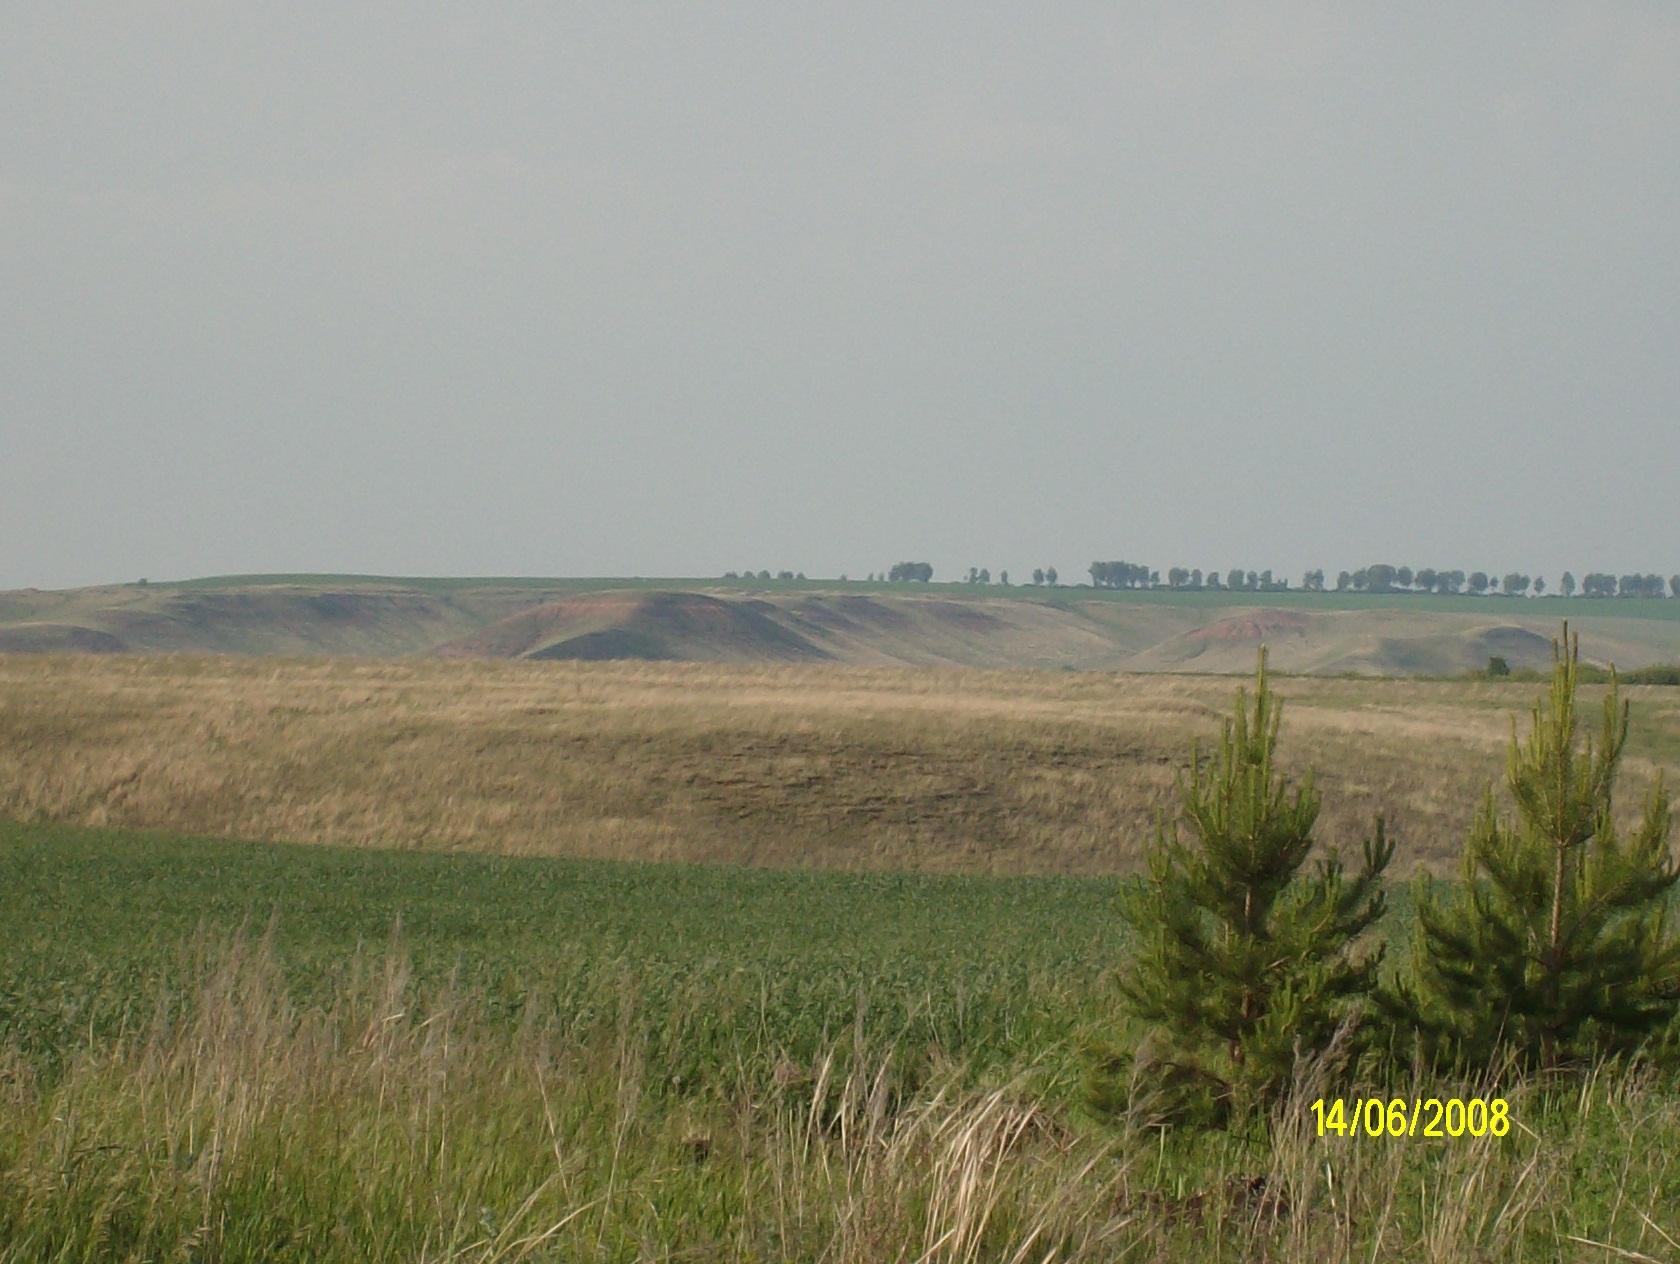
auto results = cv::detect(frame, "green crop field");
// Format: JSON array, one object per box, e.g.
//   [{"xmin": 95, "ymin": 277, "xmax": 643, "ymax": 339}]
[{"xmin": 0, "ymin": 819, "xmax": 1126, "ymax": 1078}]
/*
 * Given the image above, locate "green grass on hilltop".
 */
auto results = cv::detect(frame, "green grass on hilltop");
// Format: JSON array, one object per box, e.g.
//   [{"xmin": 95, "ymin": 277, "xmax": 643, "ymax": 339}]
[{"xmin": 107, "ymin": 571, "xmax": 1680, "ymax": 620}]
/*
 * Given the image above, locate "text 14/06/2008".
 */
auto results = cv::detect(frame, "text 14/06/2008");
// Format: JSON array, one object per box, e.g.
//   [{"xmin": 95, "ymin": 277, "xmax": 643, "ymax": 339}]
[{"xmin": 1311, "ymin": 1097, "xmax": 1510, "ymax": 1139}]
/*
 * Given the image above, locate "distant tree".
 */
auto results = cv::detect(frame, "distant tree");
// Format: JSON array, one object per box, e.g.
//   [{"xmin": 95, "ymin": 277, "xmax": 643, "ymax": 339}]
[
  {"xmin": 889, "ymin": 562, "xmax": 933, "ymax": 583},
  {"xmin": 1336, "ymin": 571, "xmax": 1352, "ymax": 591},
  {"xmin": 1367, "ymin": 564, "xmax": 1397, "ymax": 593},
  {"xmin": 1151, "ymin": 571, "xmax": 1161, "ymax": 586},
  {"xmin": 1396, "ymin": 566, "xmax": 1414, "ymax": 589},
  {"xmin": 1415, "ymin": 568, "xmax": 1438, "ymax": 593},
  {"xmin": 1388, "ymin": 627, "xmax": 1680, "ymax": 1069},
  {"xmin": 1561, "ymin": 572, "xmax": 1576, "ymax": 598},
  {"xmin": 1046, "ymin": 567, "xmax": 1058, "ymax": 586},
  {"xmin": 1301, "ymin": 569, "xmax": 1325, "ymax": 592},
  {"xmin": 1582, "ymin": 572, "xmax": 1616, "ymax": 598},
  {"xmin": 1443, "ymin": 570, "xmax": 1467, "ymax": 594},
  {"xmin": 1191, "ymin": 569, "xmax": 1203, "ymax": 588},
  {"xmin": 1032, "ymin": 568, "xmax": 1045, "ymax": 586},
  {"xmin": 1534, "ymin": 576, "xmax": 1546, "ymax": 596},
  {"xmin": 1246, "ymin": 571, "xmax": 1258, "ymax": 590},
  {"xmin": 1227, "ymin": 568, "xmax": 1246, "ymax": 591},
  {"xmin": 1352, "ymin": 569, "xmax": 1369, "ymax": 592},
  {"xmin": 1206, "ymin": 570, "xmax": 1224, "ymax": 590},
  {"xmin": 777, "ymin": 570, "xmax": 795, "ymax": 581},
  {"xmin": 1111, "ymin": 648, "xmax": 1392, "ymax": 1125},
  {"xmin": 1468, "ymin": 572, "xmax": 1490, "ymax": 595},
  {"xmin": 1486, "ymin": 655, "xmax": 1511, "ymax": 678},
  {"xmin": 999, "ymin": 570, "xmax": 1008, "ymax": 586},
  {"xmin": 1168, "ymin": 567, "xmax": 1190, "ymax": 589},
  {"xmin": 723, "ymin": 571, "xmax": 739, "ymax": 579},
  {"xmin": 1502, "ymin": 573, "xmax": 1530, "ymax": 597},
  {"xmin": 758, "ymin": 570, "xmax": 772, "ymax": 581},
  {"xmin": 979, "ymin": 568, "xmax": 990, "ymax": 584},
  {"xmin": 1090, "ymin": 561, "xmax": 1152, "ymax": 589},
  {"xmin": 1672, "ymin": 575, "xmax": 1680, "ymax": 599},
  {"xmin": 1618, "ymin": 575, "xmax": 1648, "ymax": 599}
]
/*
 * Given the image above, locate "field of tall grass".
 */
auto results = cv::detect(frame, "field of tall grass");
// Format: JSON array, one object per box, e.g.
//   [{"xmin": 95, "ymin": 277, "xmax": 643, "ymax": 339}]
[
  {"xmin": 4, "ymin": 821, "xmax": 1680, "ymax": 1260},
  {"xmin": 5, "ymin": 655, "xmax": 1676, "ymax": 873}
]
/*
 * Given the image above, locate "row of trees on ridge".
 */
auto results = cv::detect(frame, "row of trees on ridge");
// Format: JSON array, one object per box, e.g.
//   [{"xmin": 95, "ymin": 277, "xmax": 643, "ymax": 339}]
[
  {"xmin": 728, "ymin": 563, "xmax": 1680, "ymax": 598},
  {"xmin": 1104, "ymin": 561, "xmax": 1680, "ymax": 598}
]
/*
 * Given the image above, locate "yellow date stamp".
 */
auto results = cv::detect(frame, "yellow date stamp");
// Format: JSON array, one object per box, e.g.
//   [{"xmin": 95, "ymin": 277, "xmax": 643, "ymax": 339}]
[{"xmin": 1310, "ymin": 1097, "xmax": 1510, "ymax": 1139}]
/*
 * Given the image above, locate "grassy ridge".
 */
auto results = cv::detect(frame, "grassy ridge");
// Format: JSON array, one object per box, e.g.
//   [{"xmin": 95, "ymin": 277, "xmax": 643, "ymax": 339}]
[{"xmin": 139, "ymin": 573, "xmax": 1680, "ymax": 619}]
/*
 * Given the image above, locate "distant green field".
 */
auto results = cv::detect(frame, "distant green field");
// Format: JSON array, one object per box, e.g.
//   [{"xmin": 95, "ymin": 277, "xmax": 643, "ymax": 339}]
[
  {"xmin": 0, "ymin": 819, "xmax": 1129, "ymax": 1077},
  {"xmin": 149, "ymin": 571, "xmax": 1680, "ymax": 616}
]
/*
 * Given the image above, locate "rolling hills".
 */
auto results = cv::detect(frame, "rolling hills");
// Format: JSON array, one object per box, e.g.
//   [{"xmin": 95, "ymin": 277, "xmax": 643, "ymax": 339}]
[{"xmin": 3, "ymin": 574, "xmax": 1680, "ymax": 675}]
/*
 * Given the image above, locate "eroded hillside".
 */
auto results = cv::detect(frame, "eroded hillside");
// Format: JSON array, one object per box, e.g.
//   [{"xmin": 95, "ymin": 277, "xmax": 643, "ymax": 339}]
[{"xmin": 4, "ymin": 576, "xmax": 1680, "ymax": 675}]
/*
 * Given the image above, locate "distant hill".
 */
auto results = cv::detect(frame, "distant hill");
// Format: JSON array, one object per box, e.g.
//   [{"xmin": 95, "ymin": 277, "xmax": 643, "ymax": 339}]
[
  {"xmin": 3, "ymin": 575, "xmax": 1679, "ymax": 675},
  {"xmin": 436, "ymin": 591, "xmax": 828, "ymax": 663}
]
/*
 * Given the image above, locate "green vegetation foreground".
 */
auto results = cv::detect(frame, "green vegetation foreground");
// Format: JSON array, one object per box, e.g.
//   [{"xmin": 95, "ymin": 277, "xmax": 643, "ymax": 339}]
[
  {"xmin": 4, "ymin": 822, "xmax": 1680, "ymax": 1259},
  {"xmin": 0, "ymin": 822, "xmax": 1123, "ymax": 1074}
]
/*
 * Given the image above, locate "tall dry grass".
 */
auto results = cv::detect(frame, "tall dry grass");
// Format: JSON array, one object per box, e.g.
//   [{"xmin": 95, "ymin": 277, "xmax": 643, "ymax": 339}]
[
  {"xmin": 0, "ymin": 930, "xmax": 1124, "ymax": 1262},
  {"xmin": 4, "ymin": 935, "xmax": 1680, "ymax": 1261},
  {"xmin": 3, "ymin": 654, "xmax": 1674, "ymax": 872}
]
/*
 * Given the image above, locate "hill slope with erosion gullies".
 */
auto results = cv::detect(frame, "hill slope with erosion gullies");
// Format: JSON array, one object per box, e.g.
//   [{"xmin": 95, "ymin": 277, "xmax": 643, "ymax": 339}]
[{"xmin": 2, "ymin": 577, "xmax": 1679, "ymax": 675}]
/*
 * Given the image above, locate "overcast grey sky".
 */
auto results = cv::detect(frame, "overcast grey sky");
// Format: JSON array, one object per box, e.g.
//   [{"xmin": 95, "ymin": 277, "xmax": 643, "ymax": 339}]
[{"xmin": 3, "ymin": 5, "xmax": 1677, "ymax": 590}]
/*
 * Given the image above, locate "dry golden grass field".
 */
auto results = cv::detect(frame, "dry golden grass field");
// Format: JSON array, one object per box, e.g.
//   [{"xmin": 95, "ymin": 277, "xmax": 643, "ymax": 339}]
[{"xmin": 3, "ymin": 653, "xmax": 1677, "ymax": 874}]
